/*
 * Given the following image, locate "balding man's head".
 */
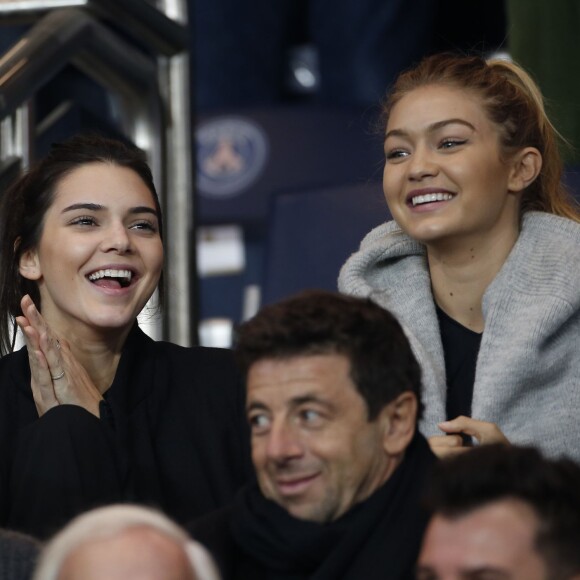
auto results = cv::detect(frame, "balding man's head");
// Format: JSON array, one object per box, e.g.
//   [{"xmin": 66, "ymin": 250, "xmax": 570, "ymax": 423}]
[{"xmin": 33, "ymin": 505, "xmax": 220, "ymax": 580}]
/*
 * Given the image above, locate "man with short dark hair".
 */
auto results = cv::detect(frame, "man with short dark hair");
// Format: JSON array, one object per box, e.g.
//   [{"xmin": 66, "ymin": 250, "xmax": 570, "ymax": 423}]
[
  {"xmin": 417, "ymin": 445, "xmax": 580, "ymax": 580},
  {"xmin": 190, "ymin": 290, "xmax": 436, "ymax": 579}
]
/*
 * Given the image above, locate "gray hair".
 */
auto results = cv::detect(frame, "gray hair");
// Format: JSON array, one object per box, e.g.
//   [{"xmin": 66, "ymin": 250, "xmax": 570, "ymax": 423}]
[{"xmin": 32, "ymin": 505, "xmax": 220, "ymax": 580}]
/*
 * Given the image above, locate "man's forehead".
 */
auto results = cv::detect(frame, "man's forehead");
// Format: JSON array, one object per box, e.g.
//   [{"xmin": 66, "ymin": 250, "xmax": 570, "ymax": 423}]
[
  {"xmin": 418, "ymin": 499, "xmax": 544, "ymax": 579},
  {"xmin": 246, "ymin": 353, "xmax": 356, "ymax": 404}
]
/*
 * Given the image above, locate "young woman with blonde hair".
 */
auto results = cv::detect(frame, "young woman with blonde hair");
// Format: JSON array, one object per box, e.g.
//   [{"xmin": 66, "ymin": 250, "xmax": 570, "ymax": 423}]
[{"xmin": 340, "ymin": 53, "xmax": 580, "ymax": 459}]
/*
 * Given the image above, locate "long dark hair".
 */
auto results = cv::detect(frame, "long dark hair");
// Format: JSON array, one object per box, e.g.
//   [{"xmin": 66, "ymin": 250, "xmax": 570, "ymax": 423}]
[{"xmin": 0, "ymin": 134, "xmax": 164, "ymax": 355}]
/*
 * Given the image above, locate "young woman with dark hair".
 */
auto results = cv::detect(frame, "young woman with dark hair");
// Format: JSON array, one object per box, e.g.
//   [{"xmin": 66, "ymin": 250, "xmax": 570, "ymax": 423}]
[{"xmin": 0, "ymin": 134, "xmax": 251, "ymax": 538}]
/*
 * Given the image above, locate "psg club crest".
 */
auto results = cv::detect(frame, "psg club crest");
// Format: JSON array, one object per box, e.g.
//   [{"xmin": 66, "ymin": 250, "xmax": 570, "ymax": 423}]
[{"xmin": 196, "ymin": 117, "xmax": 269, "ymax": 198}]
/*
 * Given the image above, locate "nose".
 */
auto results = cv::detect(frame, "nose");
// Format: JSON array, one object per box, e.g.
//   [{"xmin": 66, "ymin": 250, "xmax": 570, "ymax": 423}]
[
  {"xmin": 101, "ymin": 221, "xmax": 133, "ymax": 254},
  {"xmin": 407, "ymin": 144, "xmax": 438, "ymax": 181},
  {"xmin": 265, "ymin": 420, "xmax": 304, "ymax": 464}
]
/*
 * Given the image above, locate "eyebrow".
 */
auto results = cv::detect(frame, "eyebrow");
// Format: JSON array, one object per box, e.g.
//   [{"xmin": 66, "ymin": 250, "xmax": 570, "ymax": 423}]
[
  {"xmin": 416, "ymin": 566, "xmax": 511, "ymax": 580},
  {"xmin": 461, "ymin": 566, "xmax": 511, "ymax": 580},
  {"xmin": 246, "ymin": 394, "xmax": 335, "ymax": 413},
  {"xmin": 247, "ymin": 401, "xmax": 269, "ymax": 413},
  {"xmin": 61, "ymin": 203, "xmax": 158, "ymax": 217},
  {"xmin": 385, "ymin": 118, "xmax": 476, "ymax": 140},
  {"xmin": 291, "ymin": 395, "xmax": 334, "ymax": 409}
]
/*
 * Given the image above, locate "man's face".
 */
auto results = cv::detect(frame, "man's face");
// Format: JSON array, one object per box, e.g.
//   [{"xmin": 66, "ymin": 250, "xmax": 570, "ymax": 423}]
[
  {"xmin": 246, "ymin": 353, "xmax": 401, "ymax": 523},
  {"xmin": 417, "ymin": 498, "xmax": 548, "ymax": 580}
]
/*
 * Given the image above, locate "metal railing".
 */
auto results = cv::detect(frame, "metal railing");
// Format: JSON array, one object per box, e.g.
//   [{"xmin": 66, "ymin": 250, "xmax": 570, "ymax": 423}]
[{"xmin": 0, "ymin": 0, "xmax": 194, "ymax": 345}]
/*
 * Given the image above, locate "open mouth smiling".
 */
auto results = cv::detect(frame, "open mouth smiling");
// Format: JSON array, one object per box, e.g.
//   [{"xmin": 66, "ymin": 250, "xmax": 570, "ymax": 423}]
[
  {"xmin": 87, "ymin": 268, "xmax": 135, "ymax": 289},
  {"xmin": 409, "ymin": 192, "xmax": 455, "ymax": 207}
]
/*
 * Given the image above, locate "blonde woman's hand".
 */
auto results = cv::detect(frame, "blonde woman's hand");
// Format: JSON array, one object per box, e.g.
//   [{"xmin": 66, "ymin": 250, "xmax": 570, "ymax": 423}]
[
  {"xmin": 429, "ymin": 415, "xmax": 510, "ymax": 459},
  {"xmin": 16, "ymin": 295, "xmax": 103, "ymax": 418}
]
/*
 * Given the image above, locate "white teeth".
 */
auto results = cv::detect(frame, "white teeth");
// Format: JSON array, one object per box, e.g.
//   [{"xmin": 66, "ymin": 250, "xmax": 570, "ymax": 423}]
[
  {"xmin": 88, "ymin": 269, "xmax": 132, "ymax": 282},
  {"xmin": 411, "ymin": 192, "xmax": 454, "ymax": 206}
]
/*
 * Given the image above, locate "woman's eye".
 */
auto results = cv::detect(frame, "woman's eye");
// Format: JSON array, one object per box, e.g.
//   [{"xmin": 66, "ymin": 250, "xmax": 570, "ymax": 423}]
[
  {"xmin": 385, "ymin": 148, "xmax": 409, "ymax": 161},
  {"xmin": 439, "ymin": 138, "xmax": 466, "ymax": 150},
  {"xmin": 130, "ymin": 220, "xmax": 158, "ymax": 233},
  {"xmin": 70, "ymin": 216, "xmax": 97, "ymax": 227}
]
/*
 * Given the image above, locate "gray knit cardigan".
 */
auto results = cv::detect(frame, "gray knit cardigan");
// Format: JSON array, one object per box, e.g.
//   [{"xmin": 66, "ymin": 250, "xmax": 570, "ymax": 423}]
[{"xmin": 339, "ymin": 212, "xmax": 580, "ymax": 460}]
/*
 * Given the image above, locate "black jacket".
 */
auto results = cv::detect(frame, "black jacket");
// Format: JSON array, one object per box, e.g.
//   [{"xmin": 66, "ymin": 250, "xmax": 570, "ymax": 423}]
[
  {"xmin": 0, "ymin": 325, "xmax": 252, "ymax": 539},
  {"xmin": 189, "ymin": 433, "xmax": 436, "ymax": 580}
]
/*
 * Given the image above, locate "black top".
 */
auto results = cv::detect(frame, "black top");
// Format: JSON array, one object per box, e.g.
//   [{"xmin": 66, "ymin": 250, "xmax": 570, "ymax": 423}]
[
  {"xmin": 189, "ymin": 434, "xmax": 436, "ymax": 580},
  {"xmin": 0, "ymin": 325, "xmax": 253, "ymax": 539},
  {"xmin": 436, "ymin": 305, "xmax": 482, "ymax": 420}
]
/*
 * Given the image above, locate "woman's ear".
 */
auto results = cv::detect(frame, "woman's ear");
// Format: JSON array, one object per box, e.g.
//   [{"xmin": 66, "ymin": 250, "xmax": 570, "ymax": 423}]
[
  {"xmin": 508, "ymin": 147, "xmax": 542, "ymax": 193},
  {"xmin": 19, "ymin": 248, "xmax": 42, "ymax": 281}
]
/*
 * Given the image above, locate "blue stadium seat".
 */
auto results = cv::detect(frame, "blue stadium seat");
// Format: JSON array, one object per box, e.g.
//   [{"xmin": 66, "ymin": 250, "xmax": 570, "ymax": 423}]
[
  {"xmin": 195, "ymin": 105, "xmax": 385, "ymax": 324},
  {"xmin": 563, "ymin": 167, "xmax": 580, "ymax": 202},
  {"xmin": 195, "ymin": 105, "xmax": 384, "ymax": 226},
  {"xmin": 261, "ymin": 181, "xmax": 389, "ymax": 306}
]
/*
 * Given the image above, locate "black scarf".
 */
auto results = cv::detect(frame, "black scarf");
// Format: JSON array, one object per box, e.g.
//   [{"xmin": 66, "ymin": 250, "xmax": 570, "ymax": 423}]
[{"xmin": 230, "ymin": 433, "xmax": 436, "ymax": 580}]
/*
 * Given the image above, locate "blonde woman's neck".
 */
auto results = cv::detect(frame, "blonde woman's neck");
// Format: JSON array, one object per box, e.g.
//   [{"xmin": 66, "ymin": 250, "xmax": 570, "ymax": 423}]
[{"xmin": 427, "ymin": 226, "xmax": 519, "ymax": 333}]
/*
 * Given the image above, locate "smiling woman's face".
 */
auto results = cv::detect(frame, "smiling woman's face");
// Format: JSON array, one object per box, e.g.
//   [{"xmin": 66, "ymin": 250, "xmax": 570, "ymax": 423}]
[
  {"xmin": 18, "ymin": 162, "xmax": 164, "ymax": 336},
  {"xmin": 382, "ymin": 84, "xmax": 522, "ymax": 249}
]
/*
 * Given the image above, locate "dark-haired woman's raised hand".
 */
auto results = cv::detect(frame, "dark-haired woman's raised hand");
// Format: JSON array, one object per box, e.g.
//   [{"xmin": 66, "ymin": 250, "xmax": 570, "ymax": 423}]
[
  {"xmin": 429, "ymin": 415, "xmax": 510, "ymax": 459},
  {"xmin": 16, "ymin": 295, "xmax": 103, "ymax": 418}
]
